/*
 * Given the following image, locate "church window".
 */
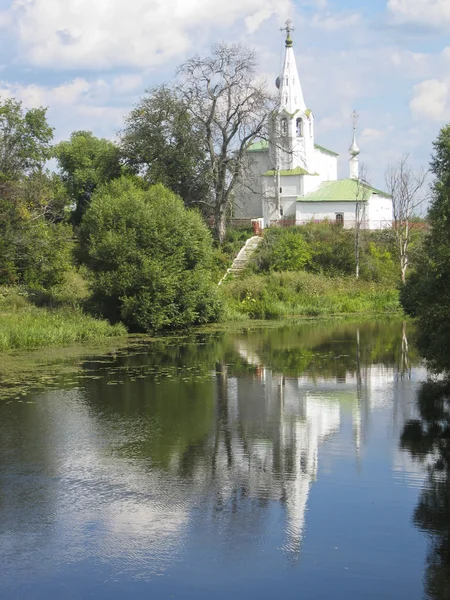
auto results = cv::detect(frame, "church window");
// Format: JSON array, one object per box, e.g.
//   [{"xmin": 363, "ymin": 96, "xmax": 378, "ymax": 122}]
[
  {"xmin": 296, "ymin": 117, "xmax": 303, "ymax": 137},
  {"xmin": 309, "ymin": 121, "xmax": 313, "ymax": 137},
  {"xmin": 336, "ymin": 213, "xmax": 344, "ymax": 226},
  {"xmin": 281, "ymin": 119, "xmax": 287, "ymax": 136},
  {"xmin": 284, "ymin": 95, "xmax": 288, "ymax": 105},
  {"xmin": 285, "ymin": 77, "xmax": 289, "ymax": 85}
]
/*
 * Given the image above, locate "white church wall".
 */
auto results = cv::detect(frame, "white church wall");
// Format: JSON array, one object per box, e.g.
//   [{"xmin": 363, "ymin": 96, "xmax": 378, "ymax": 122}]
[
  {"xmin": 281, "ymin": 197, "xmax": 297, "ymax": 218},
  {"xmin": 296, "ymin": 201, "xmax": 359, "ymax": 228},
  {"xmin": 302, "ymin": 175, "xmax": 321, "ymax": 195},
  {"xmin": 367, "ymin": 194, "xmax": 393, "ymax": 230},
  {"xmin": 233, "ymin": 151, "xmax": 269, "ymax": 219},
  {"xmin": 313, "ymin": 150, "xmax": 338, "ymax": 183}
]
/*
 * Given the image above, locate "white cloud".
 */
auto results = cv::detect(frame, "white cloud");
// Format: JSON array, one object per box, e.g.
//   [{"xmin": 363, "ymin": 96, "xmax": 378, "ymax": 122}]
[
  {"xmin": 312, "ymin": 12, "xmax": 360, "ymax": 31},
  {"xmin": 361, "ymin": 127, "xmax": 386, "ymax": 142},
  {"xmin": 387, "ymin": 0, "xmax": 450, "ymax": 28},
  {"xmin": 112, "ymin": 75, "xmax": 144, "ymax": 94},
  {"xmin": 0, "ymin": 78, "xmax": 127, "ymax": 140},
  {"xmin": 7, "ymin": 0, "xmax": 292, "ymax": 69},
  {"xmin": 410, "ymin": 78, "xmax": 450, "ymax": 121}
]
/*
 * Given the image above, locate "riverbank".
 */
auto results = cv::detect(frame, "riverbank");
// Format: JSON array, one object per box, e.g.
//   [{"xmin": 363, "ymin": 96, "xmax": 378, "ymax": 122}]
[
  {"xmin": 0, "ymin": 288, "xmax": 126, "ymax": 352},
  {"xmin": 0, "ymin": 274, "xmax": 401, "ymax": 353},
  {"xmin": 220, "ymin": 271, "xmax": 401, "ymax": 320}
]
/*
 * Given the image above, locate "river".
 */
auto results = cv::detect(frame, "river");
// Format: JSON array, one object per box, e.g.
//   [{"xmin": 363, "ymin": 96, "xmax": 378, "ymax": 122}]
[{"xmin": 0, "ymin": 320, "xmax": 447, "ymax": 599}]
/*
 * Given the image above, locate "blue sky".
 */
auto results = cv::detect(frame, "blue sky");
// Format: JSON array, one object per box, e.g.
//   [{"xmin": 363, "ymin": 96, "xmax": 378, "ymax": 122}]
[{"xmin": 0, "ymin": 0, "xmax": 449, "ymax": 188}]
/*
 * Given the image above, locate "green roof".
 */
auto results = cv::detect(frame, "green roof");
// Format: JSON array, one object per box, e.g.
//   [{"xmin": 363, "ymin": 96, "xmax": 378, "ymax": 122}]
[
  {"xmin": 247, "ymin": 140, "xmax": 269, "ymax": 152},
  {"xmin": 297, "ymin": 179, "xmax": 391, "ymax": 202},
  {"xmin": 263, "ymin": 167, "xmax": 314, "ymax": 176},
  {"xmin": 314, "ymin": 144, "xmax": 339, "ymax": 157}
]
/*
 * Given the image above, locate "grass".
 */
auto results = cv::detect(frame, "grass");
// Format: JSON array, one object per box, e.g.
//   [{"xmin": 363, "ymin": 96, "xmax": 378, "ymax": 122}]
[
  {"xmin": 220, "ymin": 271, "xmax": 401, "ymax": 320},
  {"xmin": 0, "ymin": 286, "xmax": 126, "ymax": 352}
]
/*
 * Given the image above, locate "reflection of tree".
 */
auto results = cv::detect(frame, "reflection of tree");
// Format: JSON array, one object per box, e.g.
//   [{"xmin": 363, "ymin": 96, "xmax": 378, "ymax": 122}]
[
  {"xmin": 401, "ymin": 379, "xmax": 450, "ymax": 599},
  {"xmin": 232, "ymin": 321, "xmax": 419, "ymax": 380}
]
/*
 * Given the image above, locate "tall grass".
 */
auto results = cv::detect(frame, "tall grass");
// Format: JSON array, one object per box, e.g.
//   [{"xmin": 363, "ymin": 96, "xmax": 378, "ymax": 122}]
[
  {"xmin": 0, "ymin": 287, "xmax": 126, "ymax": 351},
  {"xmin": 220, "ymin": 271, "xmax": 401, "ymax": 320}
]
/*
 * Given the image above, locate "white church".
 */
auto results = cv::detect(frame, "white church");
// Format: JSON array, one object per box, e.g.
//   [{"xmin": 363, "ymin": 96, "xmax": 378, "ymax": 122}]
[{"xmin": 235, "ymin": 22, "xmax": 393, "ymax": 229}]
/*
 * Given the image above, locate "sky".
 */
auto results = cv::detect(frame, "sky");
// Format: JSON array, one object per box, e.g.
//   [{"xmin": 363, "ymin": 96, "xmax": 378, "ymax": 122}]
[{"xmin": 0, "ymin": 0, "xmax": 449, "ymax": 188}]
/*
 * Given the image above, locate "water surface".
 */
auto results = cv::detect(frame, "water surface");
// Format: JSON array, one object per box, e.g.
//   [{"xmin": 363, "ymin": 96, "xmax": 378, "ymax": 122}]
[{"xmin": 0, "ymin": 321, "xmax": 446, "ymax": 599}]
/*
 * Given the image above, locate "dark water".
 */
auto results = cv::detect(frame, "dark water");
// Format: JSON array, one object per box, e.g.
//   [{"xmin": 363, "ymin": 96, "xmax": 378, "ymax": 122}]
[{"xmin": 0, "ymin": 321, "xmax": 448, "ymax": 599}]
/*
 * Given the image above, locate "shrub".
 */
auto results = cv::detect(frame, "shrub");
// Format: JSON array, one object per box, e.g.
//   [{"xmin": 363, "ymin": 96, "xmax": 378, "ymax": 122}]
[{"xmin": 80, "ymin": 178, "xmax": 222, "ymax": 332}]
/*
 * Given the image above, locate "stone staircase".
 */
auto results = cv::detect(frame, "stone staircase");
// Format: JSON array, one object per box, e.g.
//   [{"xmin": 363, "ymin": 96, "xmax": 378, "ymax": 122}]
[{"xmin": 218, "ymin": 235, "xmax": 263, "ymax": 285}]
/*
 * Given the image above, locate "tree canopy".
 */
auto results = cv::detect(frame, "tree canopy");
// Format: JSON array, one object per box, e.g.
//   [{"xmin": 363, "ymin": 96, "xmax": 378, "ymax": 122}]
[
  {"xmin": 401, "ymin": 124, "xmax": 450, "ymax": 371},
  {"xmin": 0, "ymin": 98, "xmax": 71, "ymax": 287},
  {"xmin": 80, "ymin": 178, "xmax": 221, "ymax": 332},
  {"xmin": 178, "ymin": 43, "xmax": 274, "ymax": 243},
  {"xmin": 120, "ymin": 85, "xmax": 211, "ymax": 211},
  {"xmin": 55, "ymin": 130, "xmax": 124, "ymax": 224}
]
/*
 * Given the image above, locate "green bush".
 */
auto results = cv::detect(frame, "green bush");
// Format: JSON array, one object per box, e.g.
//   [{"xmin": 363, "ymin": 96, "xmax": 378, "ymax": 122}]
[
  {"xmin": 80, "ymin": 178, "xmax": 222, "ymax": 332},
  {"xmin": 220, "ymin": 271, "xmax": 401, "ymax": 320},
  {"xmin": 269, "ymin": 229, "xmax": 312, "ymax": 271},
  {"xmin": 0, "ymin": 220, "xmax": 73, "ymax": 289},
  {"xmin": 251, "ymin": 222, "xmax": 403, "ymax": 284}
]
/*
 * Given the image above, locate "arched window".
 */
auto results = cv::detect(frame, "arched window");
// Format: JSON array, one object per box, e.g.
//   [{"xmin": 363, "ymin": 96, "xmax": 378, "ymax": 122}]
[
  {"xmin": 281, "ymin": 118, "xmax": 287, "ymax": 136},
  {"xmin": 285, "ymin": 77, "xmax": 289, "ymax": 86},
  {"xmin": 296, "ymin": 117, "xmax": 303, "ymax": 137},
  {"xmin": 309, "ymin": 121, "xmax": 313, "ymax": 137}
]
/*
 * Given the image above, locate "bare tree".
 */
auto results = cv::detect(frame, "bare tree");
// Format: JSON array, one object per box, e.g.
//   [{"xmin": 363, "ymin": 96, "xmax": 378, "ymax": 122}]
[
  {"xmin": 385, "ymin": 156, "xmax": 428, "ymax": 284},
  {"xmin": 178, "ymin": 44, "xmax": 274, "ymax": 243},
  {"xmin": 354, "ymin": 164, "xmax": 370, "ymax": 280}
]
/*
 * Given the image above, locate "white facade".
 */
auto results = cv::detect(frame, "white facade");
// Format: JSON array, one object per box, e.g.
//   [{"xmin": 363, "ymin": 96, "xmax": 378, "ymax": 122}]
[
  {"xmin": 296, "ymin": 194, "xmax": 393, "ymax": 230},
  {"xmin": 234, "ymin": 24, "xmax": 393, "ymax": 229}
]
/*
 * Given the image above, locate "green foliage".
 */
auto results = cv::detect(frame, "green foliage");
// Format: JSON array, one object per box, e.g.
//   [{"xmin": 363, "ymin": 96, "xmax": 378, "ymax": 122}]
[
  {"xmin": 220, "ymin": 271, "xmax": 401, "ymax": 320},
  {"xmin": 121, "ymin": 85, "xmax": 211, "ymax": 211},
  {"xmin": 0, "ymin": 286, "xmax": 125, "ymax": 351},
  {"xmin": 55, "ymin": 130, "xmax": 124, "ymax": 224},
  {"xmin": 252, "ymin": 223, "xmax": 399, "ymax": 282},
  {"xmin": 0, "ymin": 217, "xmax": 73, "ymax": 289},
  {"xmin": 256, "ymin": 227, "xmax": 312, "ymax": 272},
  {"xmin": 80, "ymin": 178, "xmax": 222, "ymax": 332},
  {"xmin": 360, "ymin": 241, "xmax": 398, "ymax": 284},
  {"xmin": 402, "ymin": 124, "xmax": 450, "ymax": 371},
  {"xmin": 0, "ymin": 98, "xmax": 53, "ymax": 182}
]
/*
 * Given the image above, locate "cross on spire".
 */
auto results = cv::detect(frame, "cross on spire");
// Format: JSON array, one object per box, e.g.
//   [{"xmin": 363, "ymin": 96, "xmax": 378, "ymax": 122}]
[
  {"xmin": 352, "ymin": 110, "xmax": 359, "ymax": 131},
  {"xmin": 281, "ymin": 19, "xmax": 294, "ymax": 47}
]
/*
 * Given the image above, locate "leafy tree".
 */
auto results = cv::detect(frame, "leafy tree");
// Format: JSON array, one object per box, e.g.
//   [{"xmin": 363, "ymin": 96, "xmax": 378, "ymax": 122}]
[
  {"xmin": 121, "ymin": 85, "xmax": 211, "ymax": 211},
  {"xmin": 80, "ymin": 178, "xmax": 222, "ymax": 331},
  {"xmin": 0, "ymin": 98, "xmax": 53, "ymax": 184},
  {"xmin": 0, "ymin": 98, "xmax": 72, "ymax": 288},
  {"xmin": 55, "ymin": 130, "xmax": 124, "ymax": 224},
  {"xmin": 178, "ymin": 43, "xmax": 273, "ymax": 243},
  {"xmin": 401, "ymin": 124, "xmax": 450, "ymax": 371}
]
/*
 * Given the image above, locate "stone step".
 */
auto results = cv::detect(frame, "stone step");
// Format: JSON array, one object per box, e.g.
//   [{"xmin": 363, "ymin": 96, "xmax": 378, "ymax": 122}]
[{"xmin": 218, "ymin": 235, "xmax": 263, "ymax": 285}]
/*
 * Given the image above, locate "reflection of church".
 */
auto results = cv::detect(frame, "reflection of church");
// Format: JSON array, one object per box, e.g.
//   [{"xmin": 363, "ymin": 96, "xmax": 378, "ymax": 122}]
[{"xmin": 228, "ymin": 335, "xmax": 426, "ymax": 552}]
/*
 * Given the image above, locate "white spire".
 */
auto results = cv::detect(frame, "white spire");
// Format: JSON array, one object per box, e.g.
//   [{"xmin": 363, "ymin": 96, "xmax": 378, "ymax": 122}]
[
  {"xmin": 278, "ymin": 20, "xmax": 306, "ymax": 114},
  {"xmin": 349, "ymin": 110, "xmax": 360, "ymax": 180}
]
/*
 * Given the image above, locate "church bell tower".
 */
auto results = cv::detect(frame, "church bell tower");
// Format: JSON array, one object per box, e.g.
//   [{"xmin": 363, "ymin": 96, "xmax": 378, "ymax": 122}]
[{"xmin": 270, "ymin": 21, "xmax": 315, "ymax": 174}]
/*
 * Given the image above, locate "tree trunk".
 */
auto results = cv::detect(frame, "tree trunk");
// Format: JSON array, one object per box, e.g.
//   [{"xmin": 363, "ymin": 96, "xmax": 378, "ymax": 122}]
[{"xmin": 214, "ymin": 201, "xmax": 227, "ymax": 245}]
